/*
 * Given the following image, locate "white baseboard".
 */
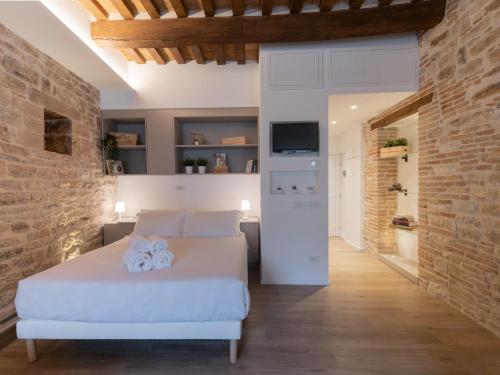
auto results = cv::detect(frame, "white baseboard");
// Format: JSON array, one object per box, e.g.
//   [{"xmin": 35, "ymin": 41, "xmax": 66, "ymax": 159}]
[{"xmin": 339, "ymin": 235, "xmax": 363, "ymax": 250}]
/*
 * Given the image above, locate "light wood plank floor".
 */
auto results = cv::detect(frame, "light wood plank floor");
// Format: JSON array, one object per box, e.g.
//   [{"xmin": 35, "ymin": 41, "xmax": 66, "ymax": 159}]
[{"xmin": 1, "ymin": 237, "xmax": 499, "ymax": 374}]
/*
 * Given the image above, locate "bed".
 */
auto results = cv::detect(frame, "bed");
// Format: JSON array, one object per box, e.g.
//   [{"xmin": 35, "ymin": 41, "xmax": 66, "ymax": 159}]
[{"xmin": 15, "ymin": 233, "xmax": 250, "ymax": 363}]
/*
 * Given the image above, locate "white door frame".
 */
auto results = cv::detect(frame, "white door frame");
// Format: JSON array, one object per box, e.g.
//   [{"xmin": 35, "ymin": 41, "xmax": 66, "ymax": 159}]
[{"xmin": 328, "ymin": 153, "xmax": 343, "ymax": 237}]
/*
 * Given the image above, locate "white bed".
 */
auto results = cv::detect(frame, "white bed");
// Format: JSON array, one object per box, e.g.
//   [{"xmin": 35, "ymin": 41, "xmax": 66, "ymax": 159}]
[{"xmin": 15, "ymin": 235, "xmax": 250, "ymax": 363}]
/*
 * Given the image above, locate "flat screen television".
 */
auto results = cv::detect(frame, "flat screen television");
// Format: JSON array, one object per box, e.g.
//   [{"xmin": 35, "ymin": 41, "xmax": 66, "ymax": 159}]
[{"xmin": 272, "ymin": 121, "xmax": 319, "ymax": 154}]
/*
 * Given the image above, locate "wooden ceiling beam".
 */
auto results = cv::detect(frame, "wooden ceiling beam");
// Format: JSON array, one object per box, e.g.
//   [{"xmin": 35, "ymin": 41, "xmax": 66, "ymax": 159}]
[
  {"xmin": 378, "ymin": 0, "xmax": 393, "ymax": 6},
  {"xmin": 319, "ymin": 0, "xmax": 336, "ymax": 12},
  {"xmin": 289, "ymin": 0, "xmax": 304, "ymax": 14},
  {"xmin": 232, "ymin": 0, "xmax": 244, "ymax": 16},
  {"xmin": 200, "ymin": 0, "xmax": 215, "ymax": 17},
  {"xmin": 121, "ymin": 48, "xmax": 146, "ymax": 63},
  {"xmin": 262, "ymin": 0, "xmax": 273, "ymax": 15},
  {"xmin": 169, "ymin": 47, "xmax": 186, "ymax": 63},
  {"xmin": 349, "ymin": 0, "xmax": 364, "ymax": 9},
  {"xmin": 79, "ymin": 0, "xmax": 109, "ymax": 20},
  {"xmin": 138, "ymin": 0, "xmax": 161, "ymax": 18},
  {"xmin": 236, "ymin": 44, "xmax": 246, "ymax": 65},
  {"xmin": 92, "ymin": 1, "xmax": 447, "ymax": 48},
  {"xmin": 190, "ymin": 45, "xmax": 205, "ymax": 64},
  {"xmin": 216, "ymin": 45, "xmax": 225, "ymax": 65},
  {"xmin": 167, "ymin": 0, "xmax": 188, "ymax": 17},
  {"xmin": 147, "ymin": 48, "xmax": 168, "ymax": 63},
  {"xmin": 110, "ymin": 0, "xmax": 137, "ymax": 19},
  {"xmin": 369, "ymin": 93, "xmax": 433, "ymax": 130}
]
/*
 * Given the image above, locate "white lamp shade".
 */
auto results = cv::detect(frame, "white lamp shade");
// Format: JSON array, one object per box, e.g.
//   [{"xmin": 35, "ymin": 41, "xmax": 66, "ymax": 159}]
[
  {"xmin": 115, "ymin": 201, "xmax": 126, "ymax": 214},
  {"xmin": 240, "ymin": 199, "xmax": 251, "ymax": 212}
]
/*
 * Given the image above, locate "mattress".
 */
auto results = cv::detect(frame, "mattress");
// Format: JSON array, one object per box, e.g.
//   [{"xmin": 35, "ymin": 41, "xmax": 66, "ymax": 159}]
[{"xmin": 15, "ymin": 236, "xmax": 250, "ymax": 323}]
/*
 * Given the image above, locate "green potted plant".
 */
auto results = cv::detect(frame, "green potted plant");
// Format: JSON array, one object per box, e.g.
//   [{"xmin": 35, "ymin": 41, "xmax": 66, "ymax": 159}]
[
  {"xmin": 197, "ymin": 158, "xmax": 208, "ymax": 174},
  {"xmin": 102, "ymin": 134, "xmax": 119, "ymax": 160},
  {"xmin": 184, "ymin": 158, "xmax": 195, "ymax": 174}
]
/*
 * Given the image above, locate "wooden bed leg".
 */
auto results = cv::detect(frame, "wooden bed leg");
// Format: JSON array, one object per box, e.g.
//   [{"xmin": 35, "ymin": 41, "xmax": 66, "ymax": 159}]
[
  {"xmin": 26, "ymin": 339, "xmax": 37, "ymax": 363},
  {"xmin": 229, "ymin": 339, "xmax": 237, "ymax": 364}
]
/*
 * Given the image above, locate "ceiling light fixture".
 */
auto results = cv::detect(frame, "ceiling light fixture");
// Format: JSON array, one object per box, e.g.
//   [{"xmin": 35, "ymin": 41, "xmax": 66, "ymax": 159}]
[
  {"xmin": 350, "ymin": 105, "xmax": 358, "ymax": 110},
  {"xmin": 331, "ymin": 121, "xmax": 337, "ymax": 125}
]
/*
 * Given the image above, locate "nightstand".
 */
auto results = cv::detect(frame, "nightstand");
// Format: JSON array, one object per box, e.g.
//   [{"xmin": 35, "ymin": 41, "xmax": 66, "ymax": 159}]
[{"xmin": 103, "ymin": 217, "xmax": 260, "ymax": 268}]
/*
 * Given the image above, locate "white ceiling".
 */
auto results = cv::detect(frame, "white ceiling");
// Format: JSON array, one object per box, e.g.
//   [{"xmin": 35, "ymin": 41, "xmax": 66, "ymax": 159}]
[
  {"xmin": 0, "ymin": 1, "xmax": 131, "ymax": 90},
  {"xmin": 328, "ymin": 92, "xmax": 413, "ymax": 135}
]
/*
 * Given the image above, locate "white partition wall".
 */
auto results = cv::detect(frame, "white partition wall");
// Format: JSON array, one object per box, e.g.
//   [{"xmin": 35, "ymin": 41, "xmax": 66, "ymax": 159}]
[{"xmin": 259, "ymin": 35, "xmax": 419, "ymax": 285}]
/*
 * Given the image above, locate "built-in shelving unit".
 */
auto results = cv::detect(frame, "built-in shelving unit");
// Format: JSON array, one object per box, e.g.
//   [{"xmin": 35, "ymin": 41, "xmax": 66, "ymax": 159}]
[
  {"xmin": 102, "ymin": 117, "xmax": 148, "ymax": 175},
  {"xmin": 174, "ymin": 115, "xmax": 259, "ymax": 174}
]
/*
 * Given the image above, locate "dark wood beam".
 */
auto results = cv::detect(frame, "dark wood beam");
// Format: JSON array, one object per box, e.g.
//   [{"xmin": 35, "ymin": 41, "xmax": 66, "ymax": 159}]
[
  {"xmin": 189, "ymin": 45, "xmax": 205, "ymax": 64},
  {"xmin": 167, "ymin": 0, "xmax": 187, "ymax": 17},
  {"xmin": 121, "ymin": 48, "xmax": 146, "ymax": 63},
  {"xmin": 169, "ymin": 47, "xmax": 186, "ymax": 63},
  {"xmin": 92, "ymin": 1, "xmax": 447, "ymax": 48},
  {"xmin": 369, "ymin": 93, "xmax": 433, "ymax": 130},
  {"xmin": 138, "ymin": 0, "xmax": 161, "ymax": 18},
  {"xmin": 319, "ymin": 0, "xmax": 336, "ymax": 12},
  {"xmin": 147, "ymin": 48, "xmax": 168, "ymax": 63},
  {"xmin": 289, "ymin": 0, "xmax": 304, "ymax": 14},
  {"xmin": 262, "ymin": 0, "xmax": 273, "ymax": 15},
  {"xmin": 216, "ymin": 45, "xmax": 225, "ymax": 65},
  {"xmin": 232, "ymin": 0, "xmax": 244, "ymax": 16},
  {"xmin": 378, "ymin": 0, "xmax": 393, "ymax": 6},
  {"xmin": 200, "ymin": 0, "xmax": 215, "ymax": 17},
  {"xmin": 110, "ymin": 0, "xmax": 137, "ymax": 19},
  {"xmin": 236, "ymin": 44, "xmax": 246, "ymax": 64},
  {"xmin": 79, "ymin": 0, "xmax": 108, "ymax": 20},
  {"xmin": 349, "ymin": 0, "xmax": 364, "ymax": 9}
]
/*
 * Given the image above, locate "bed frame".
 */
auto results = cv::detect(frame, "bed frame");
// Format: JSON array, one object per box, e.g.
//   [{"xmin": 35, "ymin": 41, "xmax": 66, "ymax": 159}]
[{"xmin": 17, "ymin": 319, "xmax": 241, "ymax": 363}]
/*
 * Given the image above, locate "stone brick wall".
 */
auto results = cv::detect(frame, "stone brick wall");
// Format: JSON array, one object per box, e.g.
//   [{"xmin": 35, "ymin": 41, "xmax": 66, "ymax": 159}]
[
  {"xmin": 0, "ymin": 23, "xmax": 116, "ymax": 321},
  {"xmin": 364, "ymin": 0, "xmax": 499, "ymax": 336},
  {"xmin": 363, "ymin": 125, "xmax": 398, "ymax": 256}
]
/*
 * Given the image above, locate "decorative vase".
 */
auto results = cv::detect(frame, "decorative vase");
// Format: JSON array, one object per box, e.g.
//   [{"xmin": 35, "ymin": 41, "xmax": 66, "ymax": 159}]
[
  {"xmin": 198, "ymin": 166, "xmax": 206, "ymax": 174},
  {"xmin": 185, "ymin": 166, "xmax": 193, "ymax": 174}
]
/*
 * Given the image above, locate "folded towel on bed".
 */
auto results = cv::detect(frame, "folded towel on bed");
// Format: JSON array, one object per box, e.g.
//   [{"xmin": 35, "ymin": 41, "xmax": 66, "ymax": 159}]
[
  {"xmin": 149, "ymin": 235, "xmax": 169, "ymax": 254},
  {"xmin": 124, "ymin": 251, "xmax": 153, "ymax": 273},
  {"xmin": 151, "ymin": 249, "xmax": 174, "ymax": 269},
  {"xmin": 128, "ymin": 235, "xmax": 153, "ymax": 253}
]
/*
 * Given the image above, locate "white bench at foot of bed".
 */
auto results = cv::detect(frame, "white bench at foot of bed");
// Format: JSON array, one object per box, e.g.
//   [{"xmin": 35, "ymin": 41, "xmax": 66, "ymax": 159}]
[{"xmin": 17, "ymin": 320, "xmax": 241, "ymax": 364}]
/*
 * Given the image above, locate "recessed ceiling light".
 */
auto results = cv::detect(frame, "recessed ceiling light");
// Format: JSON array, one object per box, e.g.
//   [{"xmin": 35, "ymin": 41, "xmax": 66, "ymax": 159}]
[
  {"xmin": 350, "ymin": 105, "xmax": 358, "ymax": 110},
  {"xmin": 331, "ymin": 121, "xmax": 337, "ymax": 125}
]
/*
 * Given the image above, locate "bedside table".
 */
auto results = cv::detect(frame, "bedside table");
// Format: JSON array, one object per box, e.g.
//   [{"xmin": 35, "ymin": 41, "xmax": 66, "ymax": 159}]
[{"xmin": 103, "ymin": 217, "xmax": 260, "ymax": 268}]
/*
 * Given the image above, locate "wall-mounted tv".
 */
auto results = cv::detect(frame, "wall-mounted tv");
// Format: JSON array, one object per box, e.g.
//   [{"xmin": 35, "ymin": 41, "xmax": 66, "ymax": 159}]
[{"xmin": 272, "ymin": 121, "xmax": 319, "ymax": 154}]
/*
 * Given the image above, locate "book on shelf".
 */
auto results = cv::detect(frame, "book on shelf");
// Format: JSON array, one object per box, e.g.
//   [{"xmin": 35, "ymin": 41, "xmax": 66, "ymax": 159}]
[{"xmin": 246, "ymin": 159, "xmax": 258, "ymax": 174}]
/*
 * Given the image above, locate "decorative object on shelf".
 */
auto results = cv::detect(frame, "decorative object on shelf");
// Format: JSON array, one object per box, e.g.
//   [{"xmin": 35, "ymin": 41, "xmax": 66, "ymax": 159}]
[
  {"xmin": 392, "ymin": 215, "xmax": 417, "ymax": 229},
  {"xmin": 380, "ymin": 137, "xmax": 409, "ymax": 161},
  {"xmin": 102, "ymin": 134, "xmax": 119, "ymax": 160},
  {"xmin": 192, "ymin": 132, "xmax": 204, "ymax": 146},
  {"xmin": 245, "ymin": 159, "xmax": 258, "ymax": 174},
  {"xmin": 115, "ymin": 201, "xmax": 126, "ymax": 220},
  {"xmin": 388, "ymin": 182, "xmax": 408, "ymax": 195},
  {"xmin": 108, "ymin": 131, "xmax": 139, "ymax": 146},
  {"xmin": 240, "ymin": 199, "xmax": 251, "ymax": 218},
  {"xmin": 222, "ymin": 136, "xmax": 247, "ymax": 145},
  {"xmin": 184, "ymin": 158, "xmax": 195, "ymax": 174},
  {"xmin": 197, "ymin": 158, "xmax": 208, "ymax": 174},
  {"xmin": 106, "ymin": 159, "xmax": 124, "ymax": 175},
  {"xmin": 214, "ymin": 153, "xmax": 228, "ymax": 173}
]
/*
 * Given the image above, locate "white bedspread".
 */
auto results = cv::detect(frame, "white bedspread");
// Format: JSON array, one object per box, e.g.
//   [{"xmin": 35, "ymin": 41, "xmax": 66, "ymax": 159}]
[{"xmin": 15, "ymin": 236, "xmax": 250, "ymax": 323}]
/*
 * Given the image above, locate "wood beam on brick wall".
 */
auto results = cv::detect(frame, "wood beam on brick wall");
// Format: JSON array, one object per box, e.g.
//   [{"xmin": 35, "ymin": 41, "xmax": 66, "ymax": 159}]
[{"xmin": 91, "ymin": 0, "xmax": 447, "ymax": 48}]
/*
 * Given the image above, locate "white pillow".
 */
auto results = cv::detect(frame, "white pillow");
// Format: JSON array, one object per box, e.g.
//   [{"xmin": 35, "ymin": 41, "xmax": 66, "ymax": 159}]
[
  {"xmin": 183, "ymin": 210, "xmax": 243, "ymax": 237},
  {"xmin": 133, "ymin": 211, "xmax": 186, "ymax": 237}
]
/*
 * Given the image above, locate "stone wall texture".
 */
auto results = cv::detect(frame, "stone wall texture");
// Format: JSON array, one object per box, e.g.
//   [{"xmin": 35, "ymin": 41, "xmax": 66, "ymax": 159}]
[
  {"xmin": 364, "ymin": 0, "xmax": 500, "ymax": 337},
  {"xmin": 0, "ymin": 23, "xmax": 116, "ymax": 322}
]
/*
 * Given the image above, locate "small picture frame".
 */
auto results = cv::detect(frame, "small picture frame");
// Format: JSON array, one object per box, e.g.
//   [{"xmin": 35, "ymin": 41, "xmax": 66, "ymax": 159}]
[
  {"xmin": 106, "ymin": 160, "xmax": 124, "ymax": 175},
  {"xmin": 192, "ymin": 132, "xmax": 204, "ymax": 146}
]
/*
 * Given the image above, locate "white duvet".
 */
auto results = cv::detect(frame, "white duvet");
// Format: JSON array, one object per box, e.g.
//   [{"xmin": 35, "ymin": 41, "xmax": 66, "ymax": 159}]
[{"xmin": 15, "ymin": 236, "xmax": 250, "ymax": 323}]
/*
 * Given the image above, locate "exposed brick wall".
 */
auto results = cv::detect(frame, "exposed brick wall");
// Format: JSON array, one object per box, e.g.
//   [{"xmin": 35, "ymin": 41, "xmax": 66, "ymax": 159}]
[
  {"xmin": 0, "ymin": 23, "xmax": 116, "ymax": 321},
  {"xmin": 363, "ymin": 125, "xmax": 398, "ymax": 256},
  {"xmin": 364, "ymin": 0, "xmax": 500, "ymax": 336}
]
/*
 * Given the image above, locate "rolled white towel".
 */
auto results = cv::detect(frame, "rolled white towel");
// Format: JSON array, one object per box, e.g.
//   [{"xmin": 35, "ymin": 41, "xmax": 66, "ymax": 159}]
[
  {"xmin": 128, "ymin": 235, "xmax": 152, "ymax": 253},
  {"xmin": 126, "ymin": 252, "xmax": 153, "ymax": 273},
  {"xmin": 149, "ymin": 235, "xmax": 168, "ymax": 254},
  {"xmin": 152, "ymin": 249, "xmax": 174, "ymax": 270}
]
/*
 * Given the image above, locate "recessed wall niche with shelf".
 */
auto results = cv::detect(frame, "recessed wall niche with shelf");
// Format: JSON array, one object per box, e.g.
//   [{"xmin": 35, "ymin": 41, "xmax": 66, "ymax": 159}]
[
  {"xmin": 174, "ymin": 116, "xmax": 259, "ymax": 174},
  {"xmin": 102, "ymin": 117, "xmax": 147, "ymax": 175}
]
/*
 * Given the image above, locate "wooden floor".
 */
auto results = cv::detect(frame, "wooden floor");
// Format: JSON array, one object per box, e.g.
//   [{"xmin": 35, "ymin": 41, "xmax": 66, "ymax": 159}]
[{"xmin": 1, "ymin": 237, "xmax": 499, "ymax": 374}]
